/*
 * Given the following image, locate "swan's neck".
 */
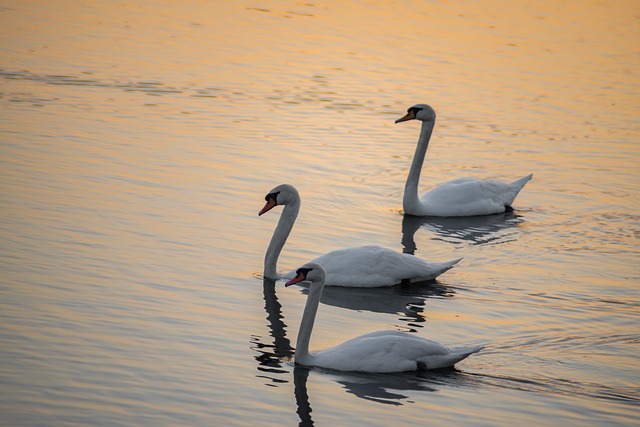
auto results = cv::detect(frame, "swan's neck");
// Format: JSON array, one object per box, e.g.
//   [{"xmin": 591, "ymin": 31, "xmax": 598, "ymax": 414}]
[
  {"xmin": 264, "ymin": 199, "xmax": 299, "ymax": 279},
  {"xmin": 404, "ymin": 119, "xmax": 435, "ymax": 213},
  {"xmin": 295, "ymin": 282, "xmax": 323, "ymax": 363}
]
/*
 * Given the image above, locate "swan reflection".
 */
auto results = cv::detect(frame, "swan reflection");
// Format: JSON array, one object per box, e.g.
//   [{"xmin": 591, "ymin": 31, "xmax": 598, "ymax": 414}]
[
  {"xmin": 251, "ymin": 278, "xmax": 294, "ymax": 385},
  {"xmin": 294, "ymin": 364, "xmax": 478, "ymax": 417},
  {"xmin": 402, "ymin": 211, "xmax": 524, "ymax": 253},
  {"xmin": 296, "ymin": 280, "xmax": 454, "ymax": 330},
  {"xmin": 322, "ymin": 369, "xmax": 444, "ymax": 405},
  {"xmin": 293, "ymin": 367, "xmax": 314, "ymax": 426},
  {"xmin": 253, "ymin": 277, "xmax": 479, "ymax": 425}
]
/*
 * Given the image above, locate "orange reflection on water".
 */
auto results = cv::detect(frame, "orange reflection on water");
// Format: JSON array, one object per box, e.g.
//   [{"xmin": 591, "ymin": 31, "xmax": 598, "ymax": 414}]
[{"xmin": 1, "ymin": 1, "xmax": 639, "ymax": 426}]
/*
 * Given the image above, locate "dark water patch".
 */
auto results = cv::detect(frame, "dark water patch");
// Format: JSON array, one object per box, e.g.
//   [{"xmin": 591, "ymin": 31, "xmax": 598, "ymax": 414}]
[
  {"xmin": 285, "ymin": 11, "xmax": 315, "ymax": 17},
  {"xmin": 246, "ymin": 7, "xmax": 271, "ymax": 13},
  {"xmin": 0, "ymin": 69, "xmax": 239, "ymax": 100},
  {"xmin": 8, "ymin": 96, "xmax": 55, "ymax": 105},
  {"xmin": 109, "ymin": 175, "xmax": 181, "ymax": 191}
]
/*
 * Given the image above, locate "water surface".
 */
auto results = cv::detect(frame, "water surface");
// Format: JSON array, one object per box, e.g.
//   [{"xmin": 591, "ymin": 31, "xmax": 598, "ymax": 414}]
[{"xmin": 1, "ymin": 1, "xmax": 639, "ymax": 426}]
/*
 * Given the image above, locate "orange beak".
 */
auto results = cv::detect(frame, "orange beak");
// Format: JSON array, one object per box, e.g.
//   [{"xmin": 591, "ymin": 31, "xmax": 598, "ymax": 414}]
[
  {"xmin": 395, "ymin": 110, "xmax": 416, "ymax": 123},
  {"xmin": 258, "ymin": 198, "xmax": 277, "ymax": 216},
  {"xmin": 285, "ymin": 271, "xmax": 306, "ymax": 287}
]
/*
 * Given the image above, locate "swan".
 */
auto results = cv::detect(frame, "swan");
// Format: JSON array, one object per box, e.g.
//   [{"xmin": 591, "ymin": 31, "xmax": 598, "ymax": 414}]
[
  {"xmin": 259, "ymin": 184, "xmax": 461, "ymax": 287},
  {"xmin": 396, "ymin": 104, "xmax": 532, "ymax": 217},
  {"xmin": 286, "ymin": 263, "xmax": 483, "ymax": 372}
]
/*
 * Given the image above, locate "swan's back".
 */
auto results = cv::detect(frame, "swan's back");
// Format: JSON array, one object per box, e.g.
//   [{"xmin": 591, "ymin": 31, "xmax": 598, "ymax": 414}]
[
  {"xmin": 418, "ymin": 174, "xmax": 533, "ymax": 217},
  {"xmin": 308, "ymin": 330, "xmax": 483, "ymax": 373},
  {"xmin": 307, "ymin": 245, "xmax": 460, "ymax": 287}
]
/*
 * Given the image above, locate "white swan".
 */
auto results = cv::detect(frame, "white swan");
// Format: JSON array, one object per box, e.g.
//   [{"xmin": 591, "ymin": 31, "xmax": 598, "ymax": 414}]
[
  {"xmin": 286, "ymin": 263, "xmax": 483, "ymax": 372},
  {"xmin": 259, "ymin": 184, "xmax": 461, "ymax": 287},
  {"xmin": 396, "ymin": 104, "xmax": 532, "ymax": 217}
]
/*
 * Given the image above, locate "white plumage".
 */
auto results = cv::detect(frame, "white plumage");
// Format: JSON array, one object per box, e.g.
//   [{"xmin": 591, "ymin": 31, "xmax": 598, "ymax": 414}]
[
  {"xmin": 396, "ymin": 104, "xmax": 532, "ymax": 217},
  {"xmin": 287, "ymin": 263, "xmax": 483, "ymax": 372},
  {"xmin": 259, "ymin": 184, "xmax": 461, "ymax": 287}
]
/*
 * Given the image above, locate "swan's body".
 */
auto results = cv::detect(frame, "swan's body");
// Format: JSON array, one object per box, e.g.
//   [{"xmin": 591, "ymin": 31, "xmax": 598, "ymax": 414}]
[
  {"xmin": 309, "ymin": 244, "xmax": 459, "ymax": 287},
  {"xmin": 259, "ymin": 184, "xmax": 461, "ymax": 287},
  {"xmin": 287, "ymin": 264, "xmax": 483, "ymax": 372},
  {"xmin": 396, "ymin": 104, "xmax": 532, "ymax": 217}
]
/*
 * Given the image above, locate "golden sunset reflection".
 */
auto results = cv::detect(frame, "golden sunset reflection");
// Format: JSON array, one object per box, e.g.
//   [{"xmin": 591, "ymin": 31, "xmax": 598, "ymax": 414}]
[{"xmin": 1, "ymin": 0, "xmax": 639, "ymax": 425}]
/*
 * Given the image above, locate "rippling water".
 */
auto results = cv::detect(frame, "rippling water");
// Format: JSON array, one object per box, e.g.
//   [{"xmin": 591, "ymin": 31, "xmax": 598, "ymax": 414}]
[{"xmin": 1, "ymin": 1, "xmax": 639, "ymax": 426}]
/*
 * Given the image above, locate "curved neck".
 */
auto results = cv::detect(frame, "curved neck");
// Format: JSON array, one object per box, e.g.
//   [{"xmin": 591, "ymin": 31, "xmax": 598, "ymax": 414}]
[
  {"xmin": 264, "ymin": 199, "xmax": 299, "ymax": 279},
  {"xmin": 403, "ymin": 119, "xmax": 435, "ymax": 212},
  {"xmin": 295, "ymin": 282, "xmax": 323, "ymax": 363}
]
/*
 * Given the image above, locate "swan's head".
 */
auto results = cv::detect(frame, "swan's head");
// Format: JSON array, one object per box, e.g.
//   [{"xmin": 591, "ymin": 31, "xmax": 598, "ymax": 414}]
[
  {"xmin": 285, "ymin": 263, "xmax": 325, "ymax": 287},
  {"xmin": 258, "ymin": 184, "xmax": 299, "ymax": 216},
  {"xmin": 395, "ymin": 104, "xmax": 436, "ymax": 124}
]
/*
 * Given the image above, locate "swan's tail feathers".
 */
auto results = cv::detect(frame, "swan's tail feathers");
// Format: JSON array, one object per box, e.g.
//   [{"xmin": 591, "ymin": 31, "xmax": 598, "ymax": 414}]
[
  {"xmin": 506, "ymin": 174, "xmax": 533, "ymax": 205},
  {"xmin": 424, "ymin": 257, "xmax": 462, "ymax": 281},
  {"xmin": 451, "ymin": 344, "xmax": 484, "ymax": 364},
  {"xmin": 454, "ymin": 344, "xmax": 484, "ymax": 357},
  {"xmin": 424, "ymin": 345, "xmax": 484, "ymax": 370},
  {"xmin": 442, "ymin": 257, "xmax": 463, "ymax": 271},
  {"xmin": 510, "ymin": 174, "xmax": 533, "ymax": 192}
]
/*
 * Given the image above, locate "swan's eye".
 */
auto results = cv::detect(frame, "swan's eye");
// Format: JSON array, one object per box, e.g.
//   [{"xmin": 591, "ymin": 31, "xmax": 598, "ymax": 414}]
[
  {"xmin": 265, "ymin": 191, "xmax": 280, "ymax": 203},
  {"xmin": 296, "ymin": 267, "xmax": 314, "ymax": 278}
]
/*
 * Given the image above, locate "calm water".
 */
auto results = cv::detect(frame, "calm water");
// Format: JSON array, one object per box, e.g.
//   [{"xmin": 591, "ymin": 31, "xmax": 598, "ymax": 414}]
[{"xmin": 1, "ymin": 1, "xmax": 639, "ymax": 425}]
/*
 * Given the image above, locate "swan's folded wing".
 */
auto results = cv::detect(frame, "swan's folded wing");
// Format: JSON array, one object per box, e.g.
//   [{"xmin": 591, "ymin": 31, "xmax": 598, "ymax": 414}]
[
  {"xmin": 312, "ymin": 331, "xmax": 451, "ymax": 373},
  {"xmin": 310, "ymin": 246, "xmax": 398, "ymax": 287},
  {"xmin": 422, "ymin": 178, "xmax": 515, "ymax": 216},
  {"xmin": 311, "ymin": 245, "xmax": 457, "ymax": 287}
]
